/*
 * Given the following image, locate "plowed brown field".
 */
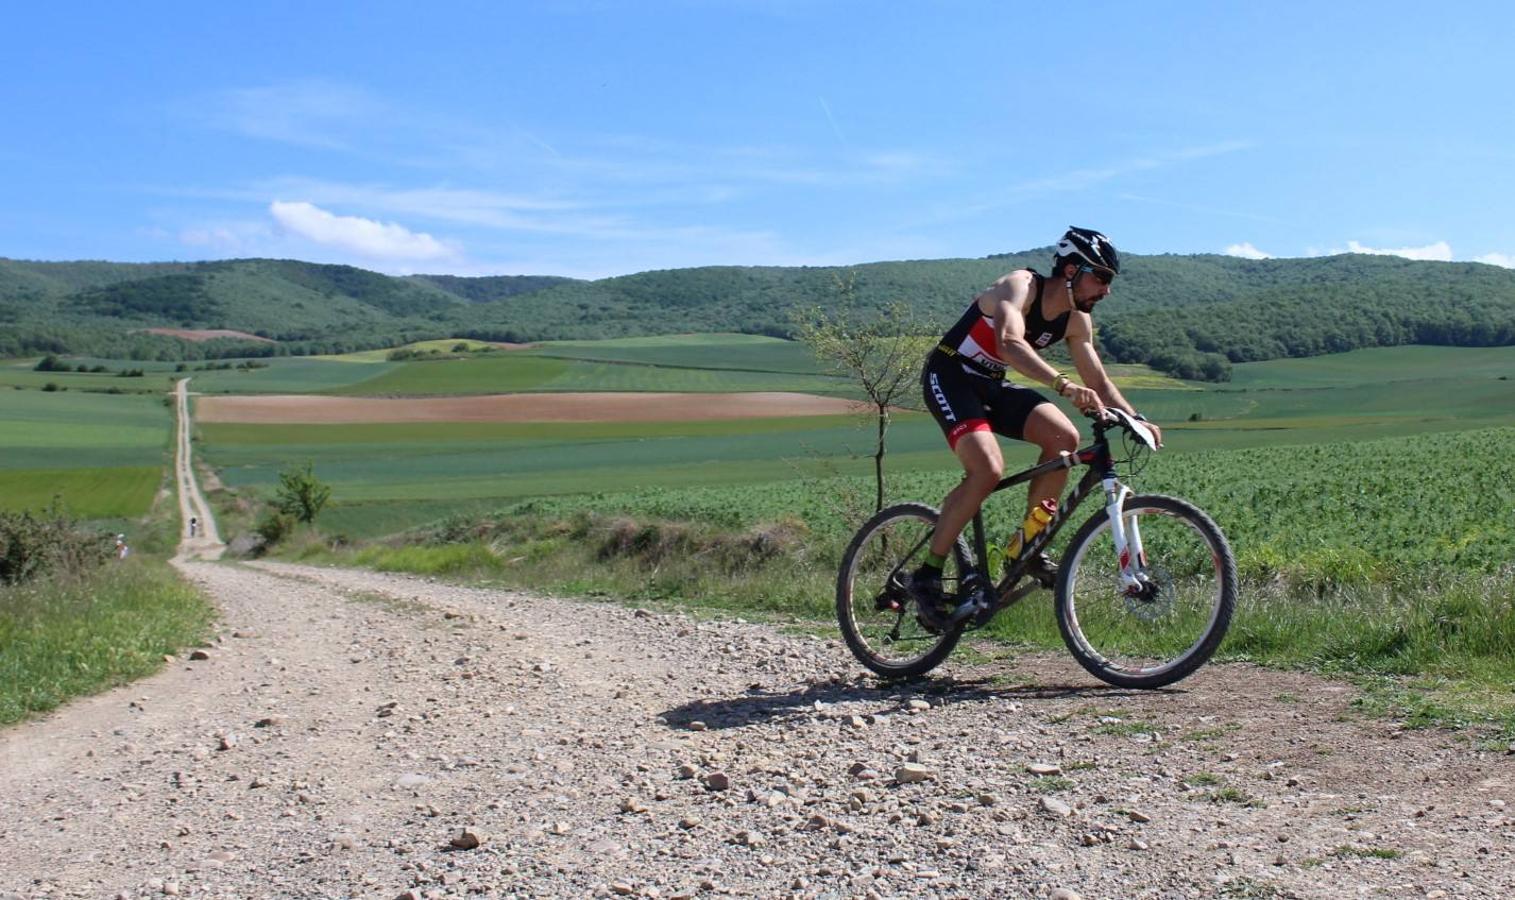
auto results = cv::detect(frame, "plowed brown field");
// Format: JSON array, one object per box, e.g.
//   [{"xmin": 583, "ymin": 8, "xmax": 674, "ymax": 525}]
[
  {"xmin": 194, "ymin": 391, "xmax": 864, "ymax": 423},
  {"xmin": 141, "ymin": 328, "xmax": 275, "ymax": 343}
]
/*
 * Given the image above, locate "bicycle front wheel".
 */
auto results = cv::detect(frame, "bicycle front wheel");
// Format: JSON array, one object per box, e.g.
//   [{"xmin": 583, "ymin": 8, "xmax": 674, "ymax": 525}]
[
  {"xmin": 836, "ymin": 502, "xmax": 969, "ymax": 679},
  {"xmin": 1055, "ymin": 494, "xmax": 1236, "ymax": 689}
]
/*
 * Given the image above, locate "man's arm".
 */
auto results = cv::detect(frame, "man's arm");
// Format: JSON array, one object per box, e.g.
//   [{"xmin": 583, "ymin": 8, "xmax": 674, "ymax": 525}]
[
  {"xmin": 1068, "ymin": 323, "xmax": 1163, "ymax": 444},
  {"xmin": 1068, "ymin": 330, "xmax": 1132, "ymax": 412},
  {"xmin": 983, "ymin": 275, "xmax": 1063, "ymax": 389}
]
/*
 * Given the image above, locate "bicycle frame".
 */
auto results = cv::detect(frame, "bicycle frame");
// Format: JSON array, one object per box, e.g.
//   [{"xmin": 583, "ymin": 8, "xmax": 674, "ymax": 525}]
[{"xmin": 965, "ymin": 411, "xmax": 1154, "ymax": 612}]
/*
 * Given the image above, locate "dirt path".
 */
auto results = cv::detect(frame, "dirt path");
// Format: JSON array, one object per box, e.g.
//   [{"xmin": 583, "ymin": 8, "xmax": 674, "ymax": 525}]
[
  {"xmin": 173, "ymin": 378, "xmax": 224, "ymax": 561},
  {"xmin": 0, "ymin": 385, "xmax": 1511, "ymax": 898}
]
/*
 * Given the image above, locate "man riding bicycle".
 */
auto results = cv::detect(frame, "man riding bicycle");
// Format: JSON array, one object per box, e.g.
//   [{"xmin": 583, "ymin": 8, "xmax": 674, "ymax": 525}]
[{"xmin": 914, "ymin": 226, "xmax": 1163, "ymax": 620}]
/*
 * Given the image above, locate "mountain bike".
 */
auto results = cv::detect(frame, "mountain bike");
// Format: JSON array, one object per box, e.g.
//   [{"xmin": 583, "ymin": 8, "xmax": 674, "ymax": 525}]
[{"xmin": 835, "ymin": 408, "xmax": 1236, "ymax": 688}]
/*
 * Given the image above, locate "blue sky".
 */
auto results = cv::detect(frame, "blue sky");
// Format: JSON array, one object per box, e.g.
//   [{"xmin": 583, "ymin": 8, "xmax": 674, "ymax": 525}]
[{"xmin": 4, "ymin": 1, "xmax": 1513, "ymax": 278}]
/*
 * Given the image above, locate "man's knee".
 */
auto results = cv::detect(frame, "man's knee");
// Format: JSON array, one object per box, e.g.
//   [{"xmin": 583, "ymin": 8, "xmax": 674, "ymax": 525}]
[
  {"xmin": 965, "ymin": 458, "xmax": 1004, "ymax": 492},
  {"xmin": 1040, "ymin": 426, "xmax": 1079, "ymax": 454}
]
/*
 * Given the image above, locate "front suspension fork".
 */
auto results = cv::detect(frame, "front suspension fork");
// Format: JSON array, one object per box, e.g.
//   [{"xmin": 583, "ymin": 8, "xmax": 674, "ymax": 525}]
[{"xmin": 1102, "ymin": 477, "xmax": 1147, "ymax": 590}]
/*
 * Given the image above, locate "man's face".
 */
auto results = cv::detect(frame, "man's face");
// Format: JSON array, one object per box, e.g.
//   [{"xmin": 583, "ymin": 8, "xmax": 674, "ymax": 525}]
[{"xmin": 1071, "ymin": 265, "xmax": 1114, "ymax": 313}]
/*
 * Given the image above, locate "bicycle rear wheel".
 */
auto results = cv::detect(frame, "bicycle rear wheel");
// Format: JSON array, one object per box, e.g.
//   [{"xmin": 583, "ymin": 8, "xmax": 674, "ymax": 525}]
[
  {"xmin": 1055, "ymin": 494, "xmax": 1235, "ymax": 689},
  {"xmin": 836, "ymin": 503, "xmax": 969, "ymax": 678}
]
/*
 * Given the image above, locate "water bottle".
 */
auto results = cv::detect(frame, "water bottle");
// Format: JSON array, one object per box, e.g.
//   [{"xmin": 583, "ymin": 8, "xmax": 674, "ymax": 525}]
[{"xmin": 1006, "ymin": 498, "xmax": 1057, "ymax": 561}]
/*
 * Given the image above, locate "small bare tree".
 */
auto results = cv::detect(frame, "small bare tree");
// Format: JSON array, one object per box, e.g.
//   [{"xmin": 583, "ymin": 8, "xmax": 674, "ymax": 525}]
[{"xmin": 792, "ymin": 274, "xmax": 931, "ymax": 513}]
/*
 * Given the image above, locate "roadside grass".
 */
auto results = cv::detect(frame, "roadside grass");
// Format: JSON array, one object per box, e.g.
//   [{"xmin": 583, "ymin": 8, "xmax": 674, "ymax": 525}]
[
  {"xmin": 0, "ymin": 559, "xmax": 216, "ymax": 725},
  {"xmin": 286, "ymin": 513, "xmax": 838, "ymax": 626}
]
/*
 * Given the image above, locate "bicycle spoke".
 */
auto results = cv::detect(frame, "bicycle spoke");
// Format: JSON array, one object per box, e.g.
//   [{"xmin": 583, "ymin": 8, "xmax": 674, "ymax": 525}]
[{"xmin": 836, "ymin": 504, "xmax": 965, "ymax": 676}]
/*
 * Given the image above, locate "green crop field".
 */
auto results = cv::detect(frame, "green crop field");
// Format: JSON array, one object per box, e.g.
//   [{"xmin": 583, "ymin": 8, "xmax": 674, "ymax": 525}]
[
  {"xmin": 0, "ymin": 390, "xmax": 170, "ymax": 517},
  {"xmin": 536, "ymin": 333, "xmax": 837, "ymax": 374},
  {"xmin": 1228, "ymin": 345, "xmax": 1515, "ymax": 389},
  {"xmin": 0, "ymin": 356, "xmax": 397, "ymax": 396},
  {"xmin": 440, "ymin": 423, "xmax": 1515, "ymax": 586},
  {"xmin": 184, "ymin": 358, "xmax": 400, "ymax": 394},
  {"xmin": 198, "ymin": 413, "xmax": 927, "ymax": 530},
  {"xmin": 189, "ymin": 343, "xmax": 1515, "ymax": 549},
  {"xmin": 0, "ymin": 466, "xmax": 161, "ymax": 518}
]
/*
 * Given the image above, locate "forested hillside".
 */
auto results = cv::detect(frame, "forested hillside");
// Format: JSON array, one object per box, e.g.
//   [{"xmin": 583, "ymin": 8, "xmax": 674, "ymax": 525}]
[{"xmin": 3, "ymin": 251, "xmax": 1513, "ymax": 381}]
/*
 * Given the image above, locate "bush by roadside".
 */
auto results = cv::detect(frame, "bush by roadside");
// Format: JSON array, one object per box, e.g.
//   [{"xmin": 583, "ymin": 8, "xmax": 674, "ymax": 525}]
[
  {"xmin": 0, "ymin": 506, "xmax": 113, "ymax": 584},
  {"xmin": 0, "ymin": 559, "xmax": 216, "ymax": 726},
  {"xmin": 0, "ymin": 506, "xmax": 217, "ymax": 726}
]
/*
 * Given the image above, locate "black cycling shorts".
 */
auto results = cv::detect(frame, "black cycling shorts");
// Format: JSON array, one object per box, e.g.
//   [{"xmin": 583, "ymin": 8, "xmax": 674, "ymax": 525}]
[{"xmin": 921, "ymin": 353, "xmax": 1051, "ymax": 449}]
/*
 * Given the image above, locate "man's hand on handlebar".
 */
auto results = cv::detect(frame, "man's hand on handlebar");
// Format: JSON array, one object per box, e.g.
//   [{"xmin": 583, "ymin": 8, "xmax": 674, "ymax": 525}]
[
  {"xmin": 1082, "ymin": 407, "xmax": 1164, "ymax": 448},
  {"xmin": 1062, "ymin": 383, "xmax": 1103, "ymax": 414}
]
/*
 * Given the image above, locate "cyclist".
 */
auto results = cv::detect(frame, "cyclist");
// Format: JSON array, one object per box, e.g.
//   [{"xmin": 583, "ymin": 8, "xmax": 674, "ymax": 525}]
[{"xmin": 914, "ymin": 226, "xmax": 1162, "ymax": 621}]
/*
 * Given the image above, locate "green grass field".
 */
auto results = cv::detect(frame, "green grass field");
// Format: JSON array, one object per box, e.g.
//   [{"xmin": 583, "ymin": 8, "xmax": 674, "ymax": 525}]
[
  {"xmin": 0, "ymin": 467, "xmax": 161, "ymax": 518},
  {"xmin": 1228, "ymin": 344, "xmax": 1515, "ymax": 388},
  {"xmin": 0, "ymin": 390, "xmax": 170, "ymax": 517}
]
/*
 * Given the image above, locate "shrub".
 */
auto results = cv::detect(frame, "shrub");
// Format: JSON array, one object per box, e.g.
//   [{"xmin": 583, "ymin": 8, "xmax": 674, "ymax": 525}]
[
  {"xmin": 275, "ymin": 462, "xmax": 331, "ymax": 524},
  {"xmin": 0, "ymin": 507, "xmax": 113, "ymax": 584},
  {"xmin": 255, "ymin": 511, "xmax": 297, "ymax": 546}
]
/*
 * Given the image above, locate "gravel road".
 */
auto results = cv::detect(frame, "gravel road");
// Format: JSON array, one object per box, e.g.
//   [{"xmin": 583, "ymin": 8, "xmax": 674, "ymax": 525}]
[{"xmin": 2, "ymin": 558, "xmax": 1511, "ymax": 899}]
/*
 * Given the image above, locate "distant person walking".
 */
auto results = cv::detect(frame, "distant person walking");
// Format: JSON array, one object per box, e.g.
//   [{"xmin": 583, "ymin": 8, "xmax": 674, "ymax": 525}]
[
  {"xmin": 189, "ymin": 516, "xmax": 198, "ymax": 538},
  {"xmin": 115, "ymin": 533, "xmax": 130, "ymax": 560}
]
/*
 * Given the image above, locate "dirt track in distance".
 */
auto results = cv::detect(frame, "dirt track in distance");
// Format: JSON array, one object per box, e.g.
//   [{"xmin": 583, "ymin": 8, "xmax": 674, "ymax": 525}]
[{"xmin": 194, "ymin": 391, "xmax": 867, "ymax": 424}]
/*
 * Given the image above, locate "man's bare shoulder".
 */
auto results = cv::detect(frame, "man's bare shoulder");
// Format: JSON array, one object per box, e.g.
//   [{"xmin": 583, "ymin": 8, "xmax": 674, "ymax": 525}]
[
  {"xmin": 1064, "ymin": 309, "xmax": 1095, "ymax": 341},
  {"xmin": 975, "ymin": 270, "xmax": 1034, "ymax": 308},
  {"xmin": 992, "ymin": 269, "xmax": 1036, "ymax": 290}
]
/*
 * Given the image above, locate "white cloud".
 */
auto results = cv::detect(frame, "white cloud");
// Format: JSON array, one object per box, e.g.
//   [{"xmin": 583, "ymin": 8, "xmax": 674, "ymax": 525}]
[
  {"xmin": 1224, "ymin": 242, "xmax": 1271, "ymax": 260},
  {"xmin": 1475, "ymin": 252, "xmax": 1515, "ymax": 268},
  {"xmin": 1345, "ymin": 240, "xmax": 1453, "ymax": 261},
  {"xmin": 269, "ymin": 201, "xmax": 457, "ymax": 261}
]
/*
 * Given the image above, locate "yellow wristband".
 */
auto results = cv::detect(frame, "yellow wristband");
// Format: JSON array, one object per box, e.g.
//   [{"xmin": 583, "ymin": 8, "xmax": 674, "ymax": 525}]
[{"xmin": 1051, "ymin": 373, "xmax": 1071, "ymax": 395}]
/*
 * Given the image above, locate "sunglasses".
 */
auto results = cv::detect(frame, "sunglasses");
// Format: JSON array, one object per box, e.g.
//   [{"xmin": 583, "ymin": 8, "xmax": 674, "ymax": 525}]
[{"xmin": 1080, "ymin": 265, "xmax": 1115, "ymax": 285}]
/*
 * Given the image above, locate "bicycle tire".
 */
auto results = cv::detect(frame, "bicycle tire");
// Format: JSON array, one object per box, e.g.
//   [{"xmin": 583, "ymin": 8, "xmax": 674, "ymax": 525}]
[
  {"xmin": 1054, "ymin": 494, "xmax": 1236, "ymax": 689},
  {"xmin": 835, "ymin": 502, "xmax": 971, "ymax": 678}
]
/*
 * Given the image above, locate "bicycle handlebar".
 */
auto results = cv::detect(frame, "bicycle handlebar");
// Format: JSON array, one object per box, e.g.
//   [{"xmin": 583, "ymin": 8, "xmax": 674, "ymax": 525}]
[{"xmin": 1086, "ymin": 407, "xmax": 1159, "ymax": 451}]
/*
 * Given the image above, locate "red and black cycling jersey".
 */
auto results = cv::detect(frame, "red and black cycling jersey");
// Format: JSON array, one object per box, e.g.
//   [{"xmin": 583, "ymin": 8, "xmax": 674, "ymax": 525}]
[{"xmin": 936, "ymin": 269, "xmax": 1071, "ymax": 379}]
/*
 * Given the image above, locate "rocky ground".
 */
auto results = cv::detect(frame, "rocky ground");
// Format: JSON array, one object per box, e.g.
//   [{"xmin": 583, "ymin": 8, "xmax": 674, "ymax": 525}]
[{"xmin": 2, "ymin": 559, "xmax": 1512, "ymax": 899}]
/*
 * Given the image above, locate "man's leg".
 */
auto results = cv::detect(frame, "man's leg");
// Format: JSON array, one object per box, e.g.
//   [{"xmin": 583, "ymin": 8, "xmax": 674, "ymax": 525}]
[
  {"xmin": 929, "ymin": 429, "xmax": 1004, "ymax": 557},
  {"xmin": 910, "ymin": 429, "xmax": 1004, "ymax": 615},
  {"xmin": 1020, "ymin": 404, "xmax": 1080, "ymax": 516}
]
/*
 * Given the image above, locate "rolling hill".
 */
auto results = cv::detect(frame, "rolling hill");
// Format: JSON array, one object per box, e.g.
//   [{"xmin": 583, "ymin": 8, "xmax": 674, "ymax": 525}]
[{"xmin": 3, "ymin": 250, "xmax": 1514, "ymax": 381}]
